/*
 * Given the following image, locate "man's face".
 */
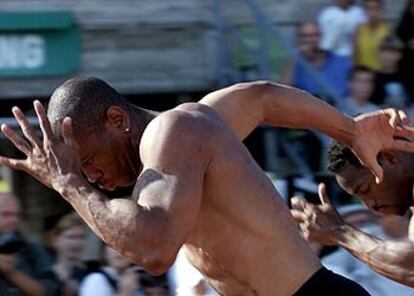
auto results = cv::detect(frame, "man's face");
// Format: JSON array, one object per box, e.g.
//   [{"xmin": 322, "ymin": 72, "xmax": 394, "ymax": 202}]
[
  {"xmin": 54, "ymin": 226, "xmax": 85, "ymax": 261},
  {"xmin": 335, "ymin": 162, "xmax": 413, "ymax": 216},
  {"xmin": 0, "ymin": 196, "xmax": 22, "ymax": 234},
  {"xmin": 298, "ymin": 23, "xmax": 321, "ymax": 57},
  {"xmin": 365, "ymin": 1, "xmax": 383, "ymax": 23},
  {"xmin": 78, "ymin": 130, "xmax": 140, "ymax": 191},
  {"xmin": 349, "ymin": 71, "xmax": 374, "ymax": 102}
]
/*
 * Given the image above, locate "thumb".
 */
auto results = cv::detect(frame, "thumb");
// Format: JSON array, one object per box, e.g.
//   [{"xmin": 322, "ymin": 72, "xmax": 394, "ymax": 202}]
[
  {"xmin": 318, "ymin": 183, "xmax": 331, "ymax": 205},
  {"xmin": 369, "ymin": 160, "xmax": 383, "ymax": 184}
]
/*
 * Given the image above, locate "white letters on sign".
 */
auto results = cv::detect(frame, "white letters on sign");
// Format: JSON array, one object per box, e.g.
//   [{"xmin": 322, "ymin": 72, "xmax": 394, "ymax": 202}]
[{"xmin": 0, "ymin": 35, "xmax": 46, "ymax": 70}]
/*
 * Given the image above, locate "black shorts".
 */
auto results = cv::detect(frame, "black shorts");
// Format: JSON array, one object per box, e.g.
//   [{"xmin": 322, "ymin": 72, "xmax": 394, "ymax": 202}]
[{"xmin": 293, "ymin": 267, "xmax": 371, "ymax": 296}]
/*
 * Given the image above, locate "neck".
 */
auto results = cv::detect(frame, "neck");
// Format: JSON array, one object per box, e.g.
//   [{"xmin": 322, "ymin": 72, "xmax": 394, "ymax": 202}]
[
  {"xmin": 126, "ymin": 107, "xmax": 159, "ymax": 176},
  {"xmin": 130, "ymin": 106, "xmax": 158, "ymax": 144}
]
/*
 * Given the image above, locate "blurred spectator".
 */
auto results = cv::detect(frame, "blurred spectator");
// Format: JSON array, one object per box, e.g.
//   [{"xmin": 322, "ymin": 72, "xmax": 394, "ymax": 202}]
[
  {"xmin": 322, "ymin": 205, "xmax": 414, "ymax": 296},
  {"xmin": 79, "ymin": 245, "xmax": 141, "ymax": 296},
  {"xmin": 50, "ymin": 213, "xmax": 87, "ymax": 296},
  {"xmin": 343, "ymin": 66, "xmax": 379, "ymax": 115},
  {"xmin": 397, "ymin": 0, "xmax": 414, "ymax": 87},
  {"xmin": 354, "ymin": 0, "xmax": 390, "ymax": 70},
  {"xmin": 0, "ymin": 193, "xmax": 59, "ymax": 295},
  {"xmin": 370, "ymin": 35, "xmax": 413, "ymax": 107},
  {"xmin": 168, "ymin": 248, "xmax": 217, "ymax": 296},
  {"xmin": 280, "ymin": 21, "xmax": 353, "ymax": 100},
  {"xmin": 318, "ymin": 0, "xmax": 367, "ymax": 57}
]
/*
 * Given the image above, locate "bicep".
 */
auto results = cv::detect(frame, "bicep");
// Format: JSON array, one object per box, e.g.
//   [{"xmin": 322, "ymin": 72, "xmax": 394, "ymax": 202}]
[
  {"xmin": 134, "ymin": 166, "xmax": 203, "ymax": 241},
  {"xmin": 136, "ymin": 114, "xmax": 209, "ymax": 245}
]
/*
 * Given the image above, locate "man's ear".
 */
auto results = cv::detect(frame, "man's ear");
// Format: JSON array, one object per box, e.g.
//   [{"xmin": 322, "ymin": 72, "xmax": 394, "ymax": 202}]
[
  {"xmin": 378, "ymin": 150, "xmax": 399, "ymax": 167},
  {"xmin": 104, "ymin": 106, "xmax": 130, "ymax": 131}
]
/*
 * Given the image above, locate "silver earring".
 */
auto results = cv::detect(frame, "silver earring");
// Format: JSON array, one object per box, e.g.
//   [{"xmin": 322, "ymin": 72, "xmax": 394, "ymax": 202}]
[{"xmin": 124, "ymin": 128, "xmax": 130, "ymax": 133}]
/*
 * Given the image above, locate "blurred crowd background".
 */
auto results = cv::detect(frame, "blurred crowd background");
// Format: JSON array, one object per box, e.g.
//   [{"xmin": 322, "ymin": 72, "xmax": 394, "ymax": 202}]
[{"xmin": 0, "ymin": 0, "xmax": 414, "ymax": 295}]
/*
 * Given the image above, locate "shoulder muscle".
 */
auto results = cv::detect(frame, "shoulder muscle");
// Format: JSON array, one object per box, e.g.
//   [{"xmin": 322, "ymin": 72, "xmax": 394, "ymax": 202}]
[{"xmin": 140, "ymin": 108, "xmax": 213, "ymax": 171}]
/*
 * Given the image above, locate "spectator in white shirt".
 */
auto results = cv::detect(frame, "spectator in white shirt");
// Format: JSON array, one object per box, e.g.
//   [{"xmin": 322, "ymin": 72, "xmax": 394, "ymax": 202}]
[{"xmin": 318, "ymin": 0, "xmax": 367, "ymax": 57}]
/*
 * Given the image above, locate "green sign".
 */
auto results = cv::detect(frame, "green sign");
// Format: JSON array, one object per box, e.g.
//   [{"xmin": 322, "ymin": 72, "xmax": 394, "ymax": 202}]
[{"xmin": 0, "ymin": 11, "xmax": 80, "ymax": 78}]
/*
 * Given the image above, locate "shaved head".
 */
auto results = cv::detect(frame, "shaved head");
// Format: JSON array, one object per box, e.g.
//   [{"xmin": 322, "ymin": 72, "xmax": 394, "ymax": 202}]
[{"xmin": 47, "ymin": 77, "xmax": 132, "ymax": 138}]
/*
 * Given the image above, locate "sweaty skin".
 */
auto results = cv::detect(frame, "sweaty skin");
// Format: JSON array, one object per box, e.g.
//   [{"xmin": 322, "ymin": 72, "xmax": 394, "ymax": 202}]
[{"xmin": 1, "ymin": 81, "xmax": 414, "ymax": 295}]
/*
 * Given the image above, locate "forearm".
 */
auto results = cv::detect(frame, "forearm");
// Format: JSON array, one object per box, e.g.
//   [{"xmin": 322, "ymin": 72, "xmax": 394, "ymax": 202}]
[
  {"xmin": 54, "ymin": 174, "xmax": 167, "ymax": 270},
  {"xmin": 5, "ymin": 270, "xmax": 46, "ymax": 296},
  {"xmin": 261, "ymin": 83, "xmax": 355, "ymax": 145},
  {"xmin": 333, "ymin": 223, "xmax": 414, "ymax": 286}
]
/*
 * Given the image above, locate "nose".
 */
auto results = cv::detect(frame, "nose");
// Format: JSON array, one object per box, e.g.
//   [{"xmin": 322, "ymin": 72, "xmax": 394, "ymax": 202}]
[{"xmin": 82, "ymin": 166, "xmax": 103, "ymax": 183}]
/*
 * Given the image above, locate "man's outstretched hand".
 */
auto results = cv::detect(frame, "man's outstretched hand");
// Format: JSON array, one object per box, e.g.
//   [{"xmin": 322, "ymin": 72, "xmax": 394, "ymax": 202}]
[
  {"xmin": 0, "ymin": 101, "xmax": 81, "ymax": 191},
  {"xmin": 352, "ymin": 108, "xmax": 414, "ymax": 183}
]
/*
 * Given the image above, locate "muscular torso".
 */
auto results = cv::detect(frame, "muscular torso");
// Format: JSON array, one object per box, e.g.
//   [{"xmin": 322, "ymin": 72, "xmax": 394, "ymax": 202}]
[{"xmin": 144, "ymin": 103, "xmax": 320, "ymax": 295}]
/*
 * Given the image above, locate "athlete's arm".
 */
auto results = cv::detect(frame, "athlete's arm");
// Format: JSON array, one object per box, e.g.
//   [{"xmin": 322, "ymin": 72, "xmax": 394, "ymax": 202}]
[
  {"xmin": 200, "ymin": 81, "xmax": 414, "ymax": 182},
  {"xmin": 0, "ymin": 103, "xmax": 209, "ymax": 275},
  {"xmin": 328, "ymin": 223, "xmax": 414, "ymax": 287},
  {"xmin": 200, "ymin": 81, "xmax": 352, "ymax": 141},
  {"xmin": 291, "ymin": 184, "xmax": 414, "ymax": 287}
]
